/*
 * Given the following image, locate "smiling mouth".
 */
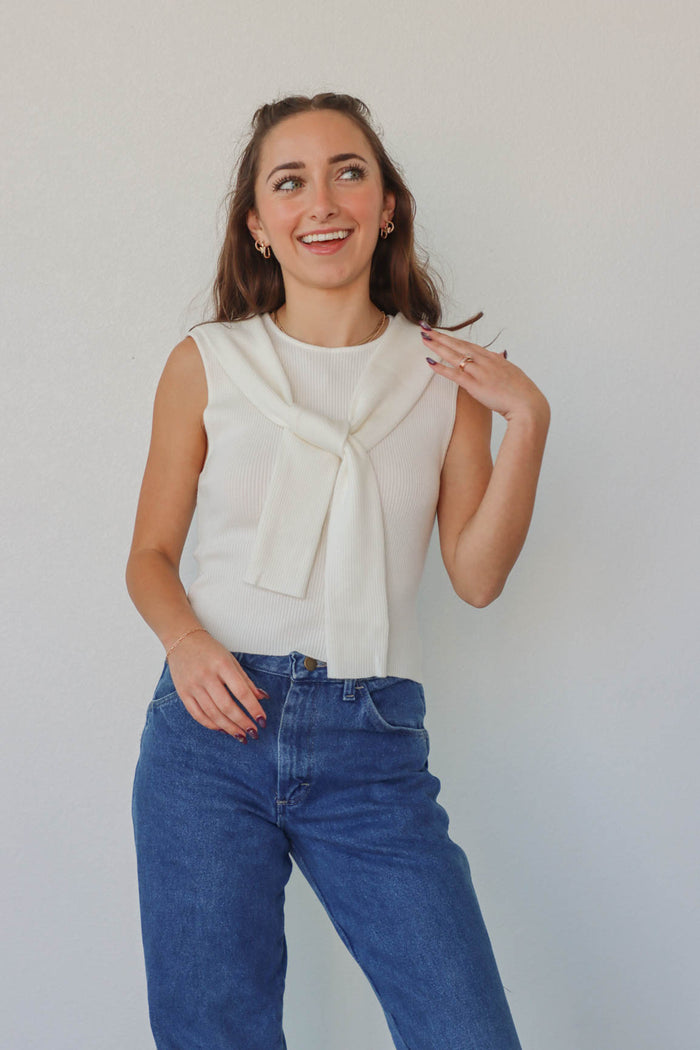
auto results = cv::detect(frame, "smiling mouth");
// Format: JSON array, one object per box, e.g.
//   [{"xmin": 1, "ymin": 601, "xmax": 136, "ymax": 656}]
[{"xmin": 299, "ymin": 230, "xmax": 352, "ymax": 244}]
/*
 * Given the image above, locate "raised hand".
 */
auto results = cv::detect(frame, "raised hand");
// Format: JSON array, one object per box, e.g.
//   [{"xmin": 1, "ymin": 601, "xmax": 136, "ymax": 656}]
[{"xmin": 421, "ymin": 322, "xmax": 549, "ymax": 425}]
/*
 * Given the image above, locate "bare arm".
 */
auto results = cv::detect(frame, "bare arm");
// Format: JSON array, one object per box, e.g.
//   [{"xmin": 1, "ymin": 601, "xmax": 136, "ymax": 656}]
[
  {"xmin": 431, "ymin": 328, "xmax": 550, "ymax": 606},
  {"xmin": 125, "ymin": 337, "xmax": 268, "ymax": 740},
  {"xmin": 125, "ymin": 338, "xmax": 208, "ymax": 646}
]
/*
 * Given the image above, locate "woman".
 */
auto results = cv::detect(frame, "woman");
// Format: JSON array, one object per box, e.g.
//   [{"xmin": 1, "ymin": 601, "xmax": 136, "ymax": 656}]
[{"xmin": 128, "ymin": 91, "xmax": 549, "ymax": 1050}]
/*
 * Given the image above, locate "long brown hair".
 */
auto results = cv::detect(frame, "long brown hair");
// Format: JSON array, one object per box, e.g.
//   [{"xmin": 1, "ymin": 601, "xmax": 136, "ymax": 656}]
[{"xmin": 196, "ymin": 92, "xmax": 482, "ymax": 333}]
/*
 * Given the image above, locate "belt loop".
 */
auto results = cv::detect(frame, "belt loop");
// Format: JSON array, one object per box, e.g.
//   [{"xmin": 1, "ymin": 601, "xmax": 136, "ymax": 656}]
[{"xmin": 343, "ymin": 678, "xmax": 356, "ymax": 701}]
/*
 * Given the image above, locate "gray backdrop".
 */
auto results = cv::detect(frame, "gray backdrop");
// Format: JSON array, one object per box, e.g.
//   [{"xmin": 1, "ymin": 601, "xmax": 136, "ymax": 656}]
[{"xmin": 3, "ymin": 1, "xmax": 698, "ymax": 1047}]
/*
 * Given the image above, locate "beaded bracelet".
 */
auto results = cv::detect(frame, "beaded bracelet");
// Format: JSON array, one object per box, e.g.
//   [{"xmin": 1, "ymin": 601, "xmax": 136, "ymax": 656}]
[{"xmin": 165, "ymin": 626, "xmax": 207, "ymax": 658}]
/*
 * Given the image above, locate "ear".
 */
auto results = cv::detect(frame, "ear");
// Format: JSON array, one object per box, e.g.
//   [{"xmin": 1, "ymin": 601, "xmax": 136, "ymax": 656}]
[
  {"xmin": 246, "ymin": 208, "xmax": 264, "ymax": 242},
  {"xmin": 382, "ymin": 190, "xmax": 396, "ymax": 224}
]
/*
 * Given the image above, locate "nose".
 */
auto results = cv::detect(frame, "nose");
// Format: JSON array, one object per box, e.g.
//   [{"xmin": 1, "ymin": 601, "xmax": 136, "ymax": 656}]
[{"xmin": 309, "ymin": 179, "xmax": 339, "ymax": 221}]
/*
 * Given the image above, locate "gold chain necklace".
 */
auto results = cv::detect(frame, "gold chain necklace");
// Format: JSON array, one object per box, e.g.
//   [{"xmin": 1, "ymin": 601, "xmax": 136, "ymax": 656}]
[{"xmin": 272, "ymin": 308, "xmax": 388, "ymax": 346}]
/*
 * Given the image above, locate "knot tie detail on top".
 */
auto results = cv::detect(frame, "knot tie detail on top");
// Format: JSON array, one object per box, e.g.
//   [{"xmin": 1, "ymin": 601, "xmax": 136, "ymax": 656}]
[{"xmin": 187, "ymin": 312, "xmax": 437, "ymax": 679}]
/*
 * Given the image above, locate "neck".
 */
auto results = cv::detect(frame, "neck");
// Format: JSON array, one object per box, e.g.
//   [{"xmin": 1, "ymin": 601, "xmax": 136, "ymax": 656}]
[{"xmin": 273, "ymin": 285, "xmax": 385, "ymax": 347}]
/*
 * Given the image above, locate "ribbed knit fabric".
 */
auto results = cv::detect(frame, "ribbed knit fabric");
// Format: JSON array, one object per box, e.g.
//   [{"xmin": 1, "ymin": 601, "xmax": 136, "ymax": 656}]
[{"xmin": 185, "ymin": 311, "xmax": 458, "ymax": 684}]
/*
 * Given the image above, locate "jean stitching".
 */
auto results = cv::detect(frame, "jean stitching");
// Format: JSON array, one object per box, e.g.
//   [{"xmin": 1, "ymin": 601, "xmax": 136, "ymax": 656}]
[
  {"xmin": 150, "ymin": 689, "xmax": 180, "ymax": 710},
  {"xmin": 357, "ymin": 681, "xmax": 428, "ymax": 735}
]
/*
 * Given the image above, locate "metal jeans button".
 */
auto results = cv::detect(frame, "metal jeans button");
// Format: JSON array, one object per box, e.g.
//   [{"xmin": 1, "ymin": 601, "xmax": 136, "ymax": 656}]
[{"xmin": 303, "ymin": 656, "xmax": 317, "ymax": 670}]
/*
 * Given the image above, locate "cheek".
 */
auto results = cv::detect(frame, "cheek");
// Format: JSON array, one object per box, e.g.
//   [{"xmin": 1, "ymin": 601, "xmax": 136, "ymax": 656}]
[
  {"xmin": 259, "ymin": 196, "xmax": 299, "ymax": 229},
  {"xmin": 273, "ymin": 205, "xmax": 300, "ymax": 231},
  {"xmin": 355, "ymin": 189, "xmax": 385, "ymax": 226},
  {"xmin": 358, "ymin": 187, "xmax": 386, "ymax": 222}
]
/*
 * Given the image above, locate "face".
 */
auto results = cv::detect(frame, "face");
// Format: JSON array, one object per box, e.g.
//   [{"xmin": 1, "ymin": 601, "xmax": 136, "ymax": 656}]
[{"xmin": 246, "ymin": 110, "xmax": 395, "ymax": 297}]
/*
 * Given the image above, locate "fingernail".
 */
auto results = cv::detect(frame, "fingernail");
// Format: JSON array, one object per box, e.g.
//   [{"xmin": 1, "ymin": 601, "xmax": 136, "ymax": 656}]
[
  {"xmin": 426, "ymin": 357, "xmax": 437, "ymax": 365},
  {"xmin": 419, "ymin": 320, "xmax": 432, "ymax": 330},
  {"xmin": 257, "ymin": 689, "xmax": 270, "ymax": 699},
  {"xmin": 256, "ymin": 715, "xmax": 267, "ymax": 727},
  {"xmin": 235, "ymin": 733, "xmax": 247, "ymax": 744},
  {"xmin": 420, "ymin": 331, "xmax": 432, "ymax": 341},
  {"xmin": 246, "ymin": 726, "xmax": 258, "ymax": 740}
]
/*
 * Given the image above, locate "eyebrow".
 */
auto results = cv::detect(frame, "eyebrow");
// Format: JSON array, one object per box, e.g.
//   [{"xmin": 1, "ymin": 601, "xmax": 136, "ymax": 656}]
[{"xmin": 265, "ymin": 153, "xmax": 369, "ymax": 184}]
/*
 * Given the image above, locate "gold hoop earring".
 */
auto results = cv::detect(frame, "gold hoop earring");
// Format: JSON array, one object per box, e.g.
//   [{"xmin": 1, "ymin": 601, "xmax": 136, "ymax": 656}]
[
  {"xmin": 255, "ymin": 239, "xmax": 271, "ymax": 259},
  {"xmin": 380, "ymin": 220, "xmax": 395, "ymax": 239}
]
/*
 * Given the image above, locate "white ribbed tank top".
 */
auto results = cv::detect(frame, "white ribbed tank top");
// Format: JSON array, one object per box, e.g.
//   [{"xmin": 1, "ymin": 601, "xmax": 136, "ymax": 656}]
[{"xmin": 186, "ymin": 311, "xmax": 458, "ymax": 684}]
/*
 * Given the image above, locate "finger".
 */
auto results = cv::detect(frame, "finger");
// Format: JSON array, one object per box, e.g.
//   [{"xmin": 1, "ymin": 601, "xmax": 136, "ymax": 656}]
[
  {"xmin": 420, "ymin": 327, "xmax": 487, "ymax": 360},
  {"xmin": 225, "ymin": 677, "xmax": 269, "ymax": 730},
  {"xmin": 197, "ymin": 685, "xmax": 255, "ymax": 740},
  {"xmin": 425, "ymin": 355, "xmax": 480, "ymax": 386},
  {"xmin": 180, "ymin": 694, "xmax": 224, "ymax": 732},
  {"xmin": 212, "ymin": 679, "xmax": 268, "ymax": 739},
  {"xmin": 225, "ymin": 664, "xmax": 269, "ymax": 724}
]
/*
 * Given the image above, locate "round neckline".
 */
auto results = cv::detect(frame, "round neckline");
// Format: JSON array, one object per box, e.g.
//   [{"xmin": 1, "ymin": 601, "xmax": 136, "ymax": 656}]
[{"xmin": 262, "ymin": 311, "xmax": 395, "ymax": 352}]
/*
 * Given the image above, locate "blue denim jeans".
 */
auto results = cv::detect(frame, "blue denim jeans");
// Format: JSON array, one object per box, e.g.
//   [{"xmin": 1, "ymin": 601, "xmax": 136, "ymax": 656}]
[{"xmin": 131, "ymin": 650, "xmax": 522, "ymax": 1050}]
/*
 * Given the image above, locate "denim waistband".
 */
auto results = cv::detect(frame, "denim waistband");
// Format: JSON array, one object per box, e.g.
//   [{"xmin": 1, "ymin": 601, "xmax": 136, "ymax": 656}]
[
  {"xmin": 231, "ymin": 650, "xmax": 335, "ymax": 680},
  {"xmin": 229, "ymin": 650, "xmax": 417, "ymax": 689}
]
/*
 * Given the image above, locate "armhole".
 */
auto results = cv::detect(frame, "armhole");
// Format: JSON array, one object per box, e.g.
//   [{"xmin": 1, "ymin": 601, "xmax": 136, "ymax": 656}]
[
  {"xmin": 183, "ymin": 329, "xmax": 212, "ymax": 421},
  {"xmin": 182, "ymin": 330, "xmax": 213, "ymax": 476}
]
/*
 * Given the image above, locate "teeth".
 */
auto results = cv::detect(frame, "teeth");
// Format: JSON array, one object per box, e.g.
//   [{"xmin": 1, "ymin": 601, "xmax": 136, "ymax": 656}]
[{"xmin": 300, "ymin": 230, "xmax": 351, "ymax": 243}]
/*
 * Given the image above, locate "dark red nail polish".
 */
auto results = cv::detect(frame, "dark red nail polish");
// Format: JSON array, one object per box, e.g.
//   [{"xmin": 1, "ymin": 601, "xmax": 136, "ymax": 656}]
[
  {"xmin": 419, "ymin": 320, "xmax": 432, "ymax": 330},
  {"xmin": 426, "ymin": 357, "xmax": 437, "ymax": 365},
  {"xmin": 256, "ymin": 715, "xmax": 267, "ymax": 727},
  {"xmin": 420, "ymin": 331, "xmax": 432, "ymax": 341}
]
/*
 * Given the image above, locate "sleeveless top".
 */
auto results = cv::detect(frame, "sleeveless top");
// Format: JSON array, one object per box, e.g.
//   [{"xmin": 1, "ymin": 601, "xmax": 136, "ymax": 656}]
[{"xmin": 185, "ymin": 311, "xmax": 458, "ymax": 683}]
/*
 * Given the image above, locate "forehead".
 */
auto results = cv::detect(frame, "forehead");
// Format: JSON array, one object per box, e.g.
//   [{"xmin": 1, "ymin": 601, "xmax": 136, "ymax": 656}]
[{"xmin": 258, "ymin": 110, "xmax": 373, "ymax": 167}]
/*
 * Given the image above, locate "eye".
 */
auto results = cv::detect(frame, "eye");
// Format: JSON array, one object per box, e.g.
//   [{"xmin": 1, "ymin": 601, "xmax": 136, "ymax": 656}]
[
  {"xmin": 271, "ymin": 164, "xmax": 369, "ymax": 193},
  {"xmin": 337, "ymin": 164, "xmax": 368, "ymax": 181},
  {"xmin": 271, "ymin": 174, "xmax": 303, "ymax": 192}
]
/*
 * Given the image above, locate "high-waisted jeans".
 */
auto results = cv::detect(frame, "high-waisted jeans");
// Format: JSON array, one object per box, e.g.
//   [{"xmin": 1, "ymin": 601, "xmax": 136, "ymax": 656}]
[{"xmin": 131, "ymin": 650, "xmax": 522, "ymax": 1050}]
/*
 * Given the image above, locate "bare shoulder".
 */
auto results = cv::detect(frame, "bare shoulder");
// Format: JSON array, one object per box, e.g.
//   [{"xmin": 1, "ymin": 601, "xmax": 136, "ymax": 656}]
[
  {"xmin": 167, "ymin": 333, "xmax": 203, "ymax": 369},
  {"xmin": 156, "ymin": 335, "xmax": 207, "ymax": 417},
  {"xmin": 147, "ymin": 334, "xmax": 208, "ymax": 477}
]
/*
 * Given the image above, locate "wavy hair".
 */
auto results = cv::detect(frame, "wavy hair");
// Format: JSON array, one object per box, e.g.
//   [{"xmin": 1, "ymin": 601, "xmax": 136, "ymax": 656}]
[{"xmin": 196, "ymin": 92, "xmax": 482, "ymax": 333}]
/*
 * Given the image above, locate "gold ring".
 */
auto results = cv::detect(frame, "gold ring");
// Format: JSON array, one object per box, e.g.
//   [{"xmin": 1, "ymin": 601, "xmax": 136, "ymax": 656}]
[{"xmin": 458, "ymin": 355, "xmax": 474, "ymax": 370}]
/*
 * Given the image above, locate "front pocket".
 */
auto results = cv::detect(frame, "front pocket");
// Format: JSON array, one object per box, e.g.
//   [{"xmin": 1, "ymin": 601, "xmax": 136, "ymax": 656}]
[
  {"xmin": 148, "ymin": 660, "xmax": 182, "ymax": 710},
  {"xmin": 150, "ymin": 689, "xmax": 181, "ymax": 710},
  {"xmin": 357, "ymin": 677, "xmax": 427, "ymax": 734}
]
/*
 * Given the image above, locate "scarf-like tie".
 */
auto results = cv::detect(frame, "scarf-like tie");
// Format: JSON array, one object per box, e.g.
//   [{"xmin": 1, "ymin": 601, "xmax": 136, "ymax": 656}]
[{"xmin": 191, "ymin": 312, "xmax": 436, "ymax": 679}]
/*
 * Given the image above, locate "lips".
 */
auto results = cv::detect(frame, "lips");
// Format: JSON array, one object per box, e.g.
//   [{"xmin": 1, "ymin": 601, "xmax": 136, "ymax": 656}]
[
  {"xmin": 298, "ymin": 229, "xmax": 354, "ymax": 254},
  {"xmin": 298, "ymin": 228, "xmax": 352, "ymax": 243}
]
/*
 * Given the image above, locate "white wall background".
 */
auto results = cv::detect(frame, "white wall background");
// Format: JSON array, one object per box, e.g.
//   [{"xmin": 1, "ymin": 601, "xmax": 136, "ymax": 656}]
[{"xmin": 2, "ymin": 2, "xmax": 698, "ymax": 1047}]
